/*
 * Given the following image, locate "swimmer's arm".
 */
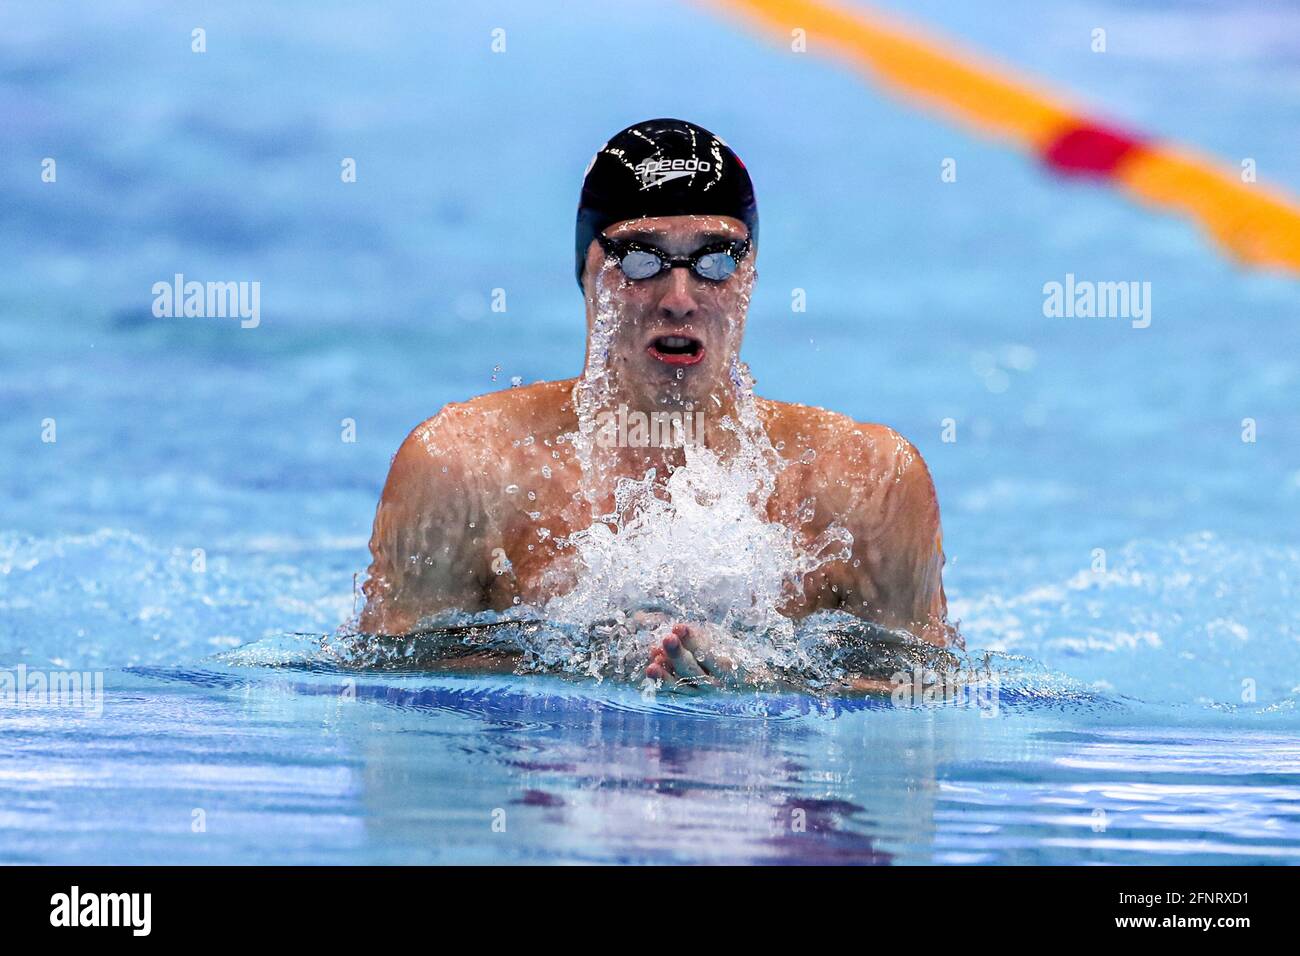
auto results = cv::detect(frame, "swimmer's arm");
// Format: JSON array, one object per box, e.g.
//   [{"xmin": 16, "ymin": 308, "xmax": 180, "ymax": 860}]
[
  {"xmin": 842, "ymin": 441, "xmax": 958, "ymax": 648},
  {"xmin": 358, "ymin": 416, "xmax": 491, "ymax": 635}
]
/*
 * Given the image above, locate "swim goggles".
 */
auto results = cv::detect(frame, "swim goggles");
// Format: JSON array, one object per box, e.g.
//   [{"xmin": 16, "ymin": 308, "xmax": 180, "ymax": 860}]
[{"xmin": 597, "ymin": 234, "xmax": 750, "ymax": 282}]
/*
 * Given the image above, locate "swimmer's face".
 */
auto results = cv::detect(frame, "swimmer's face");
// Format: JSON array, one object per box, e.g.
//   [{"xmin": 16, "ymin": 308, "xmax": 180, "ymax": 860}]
[{"xmin": 582, "ymin": 215, "xmax": 755, "ymax": 403}]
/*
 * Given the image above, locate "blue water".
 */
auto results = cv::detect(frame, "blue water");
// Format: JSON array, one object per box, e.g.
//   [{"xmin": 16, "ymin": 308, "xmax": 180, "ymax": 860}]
[{"xmin": 2, "ymin": 0, "xmax": 1298, "ymax": 864}]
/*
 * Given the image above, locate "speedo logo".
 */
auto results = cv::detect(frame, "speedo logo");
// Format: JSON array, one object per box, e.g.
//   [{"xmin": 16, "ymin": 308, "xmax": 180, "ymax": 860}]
[{"xmin": 634, "ymin": 156, "xmax": 712, "ymax": 189}]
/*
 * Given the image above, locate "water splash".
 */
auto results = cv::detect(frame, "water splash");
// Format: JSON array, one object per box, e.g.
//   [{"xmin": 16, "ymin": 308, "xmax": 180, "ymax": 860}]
[
  {"xmin": 546, "ymin": 420, "xmax": 851, "ymax": 636},
  {"xmin": 569, "ymin": 276, "xmax": 619, "ymax": 508}
]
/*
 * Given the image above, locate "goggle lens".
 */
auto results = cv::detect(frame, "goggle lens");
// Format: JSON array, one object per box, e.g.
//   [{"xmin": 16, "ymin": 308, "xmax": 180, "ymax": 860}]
[
  {"xmin": 601, "ymin": 236, "xmax": 749, "ymax": 283},
  {"xmin": 692, "ymin": 251, "xmax": 737, "ymax": 281},
  {"xmin": 618, "ymin": 249, "xmax": 665, "ymax": 280}
]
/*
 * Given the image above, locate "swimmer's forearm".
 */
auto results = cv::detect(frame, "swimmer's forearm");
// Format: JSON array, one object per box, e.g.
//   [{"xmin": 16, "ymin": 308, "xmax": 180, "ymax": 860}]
[
  {"xmin": 421, "ymin": 651, "xmax": 522, "ymax": 675},
  {"xmin": 357, "ymin": 598, "xmax": 415, "ymax": 636}
]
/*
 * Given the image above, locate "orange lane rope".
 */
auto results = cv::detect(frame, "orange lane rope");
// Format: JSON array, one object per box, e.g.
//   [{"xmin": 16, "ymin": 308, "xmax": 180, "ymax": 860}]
[{"xmin": 708, "ymin": 0, "xmax": 1300, "ymax": 274}]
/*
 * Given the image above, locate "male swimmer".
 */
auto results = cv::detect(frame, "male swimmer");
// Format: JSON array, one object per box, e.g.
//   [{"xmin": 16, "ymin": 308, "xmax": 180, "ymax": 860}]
[{"xmin": 359, "ymin": 118, "xmax": 956, "ymax": 687}]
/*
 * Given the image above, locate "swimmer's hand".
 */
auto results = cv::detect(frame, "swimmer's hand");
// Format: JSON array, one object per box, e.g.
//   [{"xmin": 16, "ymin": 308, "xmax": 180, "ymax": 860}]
[{"xmin": 645, "ymin": 622, "xmax": 763, "ymax": 690}]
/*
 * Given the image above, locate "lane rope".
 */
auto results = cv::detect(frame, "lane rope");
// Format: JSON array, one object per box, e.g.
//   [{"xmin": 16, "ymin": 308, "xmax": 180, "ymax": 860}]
[{"xmin": 710, "ymin": 0, "xmax": 1300, "ymax": 273}]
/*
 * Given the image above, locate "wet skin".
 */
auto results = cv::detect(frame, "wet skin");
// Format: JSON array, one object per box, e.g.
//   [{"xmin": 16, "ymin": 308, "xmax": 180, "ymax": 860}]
[{"xmin": 359, "ymin": 215, "xmax": 957, "ymax": 686}]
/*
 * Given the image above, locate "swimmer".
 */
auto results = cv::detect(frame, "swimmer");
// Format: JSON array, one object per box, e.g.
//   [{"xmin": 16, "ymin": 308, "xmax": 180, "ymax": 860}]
[{"xmin": 358, "ymin": 118, "xmax": 957, "ymax": 686}]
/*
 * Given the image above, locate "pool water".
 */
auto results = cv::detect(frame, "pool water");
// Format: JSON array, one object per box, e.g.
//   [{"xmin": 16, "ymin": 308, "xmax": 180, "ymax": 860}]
[{"xmin": 2, "ymin": 0, "xmax": 1298, "ymax": 864}]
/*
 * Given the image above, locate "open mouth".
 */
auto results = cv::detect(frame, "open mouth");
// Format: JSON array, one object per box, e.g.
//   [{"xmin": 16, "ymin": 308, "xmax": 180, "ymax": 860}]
[{"xmin": 647, "ymin": 334, "xmax": 705, "ymax": 366}]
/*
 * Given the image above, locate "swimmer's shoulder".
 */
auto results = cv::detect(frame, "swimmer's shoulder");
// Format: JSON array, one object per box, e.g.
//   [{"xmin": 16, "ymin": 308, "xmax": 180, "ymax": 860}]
[
  {"xmin": 389, "ymin": 379, "xmax": 579, "ymax": 471},
  {"xmin": 758, "ymin": 398, "xmax": 940, "ymax": 535},
  {"xmin": 755, "ymin": 397, "xmax": 927, "ymax": 479}
]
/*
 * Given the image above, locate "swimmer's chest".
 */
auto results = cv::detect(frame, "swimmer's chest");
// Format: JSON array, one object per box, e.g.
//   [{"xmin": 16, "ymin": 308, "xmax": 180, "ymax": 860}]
[{"xmin": 478, "ymin": 465, "xmax": 860, "ymax": 612}]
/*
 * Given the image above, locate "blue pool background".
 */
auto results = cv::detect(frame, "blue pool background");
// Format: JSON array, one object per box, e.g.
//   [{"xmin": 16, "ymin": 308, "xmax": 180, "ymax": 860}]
[{"xmin": 2, "ymin": 0, "xmax": 1298, "ymax": 863}]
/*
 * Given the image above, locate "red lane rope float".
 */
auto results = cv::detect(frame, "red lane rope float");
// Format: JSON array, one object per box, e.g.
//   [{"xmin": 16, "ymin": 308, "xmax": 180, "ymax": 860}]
[
  {"xmin": 1043, "ymin": 124, "xmax": 1144, "ymax": 176},
  {"xmin": 708, "ymin": 0, "xmax": 1300, "ymax": 274}
]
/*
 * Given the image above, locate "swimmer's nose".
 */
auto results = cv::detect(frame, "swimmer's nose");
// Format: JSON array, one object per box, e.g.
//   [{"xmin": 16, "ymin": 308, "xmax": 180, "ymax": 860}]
[{"xmin": 655, "ymin": 268, "xmax": 698, "ymax": 322}]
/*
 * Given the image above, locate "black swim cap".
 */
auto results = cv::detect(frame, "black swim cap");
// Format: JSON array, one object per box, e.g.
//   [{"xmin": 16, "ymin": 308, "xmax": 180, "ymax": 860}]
[{"xmin": 575, "ymin": 118, "xmax": 758, "ymax": 289}]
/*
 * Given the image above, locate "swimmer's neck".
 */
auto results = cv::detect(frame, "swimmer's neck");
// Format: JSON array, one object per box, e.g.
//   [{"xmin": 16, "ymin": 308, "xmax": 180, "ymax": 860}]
[
  {"xmin": 575, "ymin": 359, "xmax": 747, "ymax": 422},
  {"xmin": 570, "ymin": 382, "xmax": 763, "ymax": 481}
]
